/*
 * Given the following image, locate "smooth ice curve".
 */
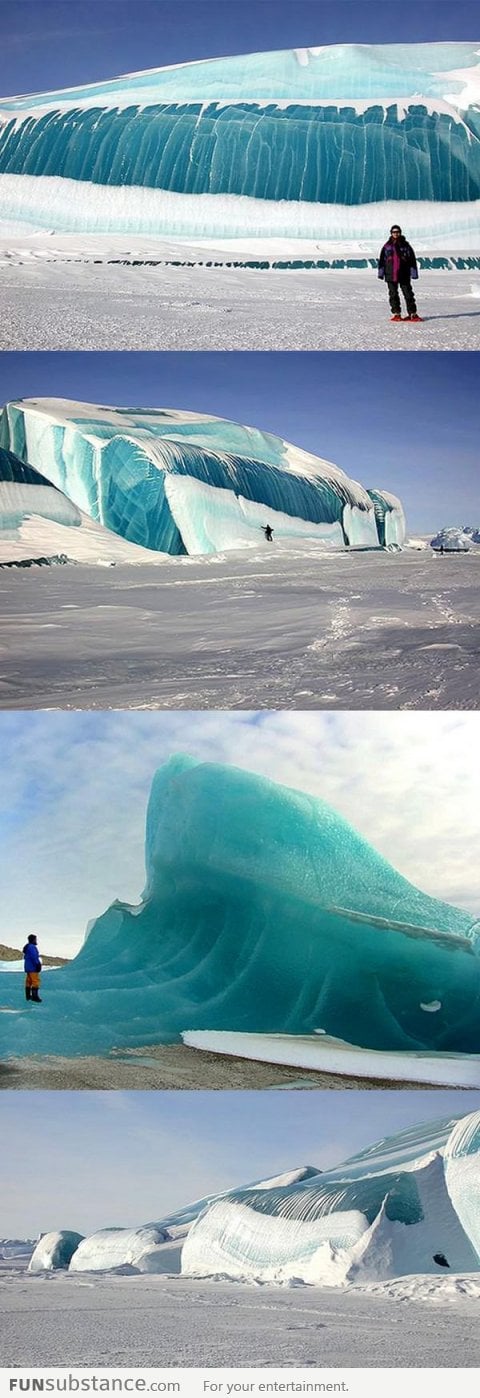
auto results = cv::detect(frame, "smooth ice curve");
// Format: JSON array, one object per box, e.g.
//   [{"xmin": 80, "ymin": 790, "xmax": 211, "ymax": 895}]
[
  {"xmin": 0, "ymin": 398, "xmax": 405, "ymax": 556},
  {"xmin": 0, "ymin": 43, "xmax": 479, "ymax": 240},
  {"xmin": 0, "ymin": 754, "xmax": 479, "ymax": 1059}
]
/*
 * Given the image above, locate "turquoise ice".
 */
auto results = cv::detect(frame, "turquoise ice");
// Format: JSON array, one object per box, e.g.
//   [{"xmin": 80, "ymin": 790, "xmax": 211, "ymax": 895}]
[
  {"xmin": 0, "ymin": 45, "xmax": 479, "ymax": 213},
  {"xmin": 0, "ymin": 755, "xmax": 479, "ymax": 1059},
  {"xmin": 0, "ymin": 398, "xmax": 404, "ymax": 554}
]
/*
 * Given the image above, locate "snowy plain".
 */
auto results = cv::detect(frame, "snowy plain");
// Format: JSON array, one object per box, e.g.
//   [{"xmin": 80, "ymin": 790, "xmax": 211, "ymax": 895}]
[
  {"xmin": 0, "ymin": 543, "xmax": 479, "ymax": 710},
  {"xmin": 1, "ymin": 244, "xmax": 480, "ymax": 350},
  {"xmin": 0, "ymin": 1263, "xmax": 479, "ymax": 1368}
]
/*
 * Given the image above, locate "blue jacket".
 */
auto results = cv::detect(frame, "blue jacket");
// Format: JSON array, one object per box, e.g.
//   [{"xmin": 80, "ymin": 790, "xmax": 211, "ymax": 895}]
[{"xmin": 23, "ymin": 942, "xmax": 42, "ymax": 972}]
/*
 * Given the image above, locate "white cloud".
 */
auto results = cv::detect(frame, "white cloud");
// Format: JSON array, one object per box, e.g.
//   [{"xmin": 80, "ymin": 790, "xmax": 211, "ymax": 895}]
[{"xmin": 0, "ymin": 712, "xmax": 478, "ymax": 955}]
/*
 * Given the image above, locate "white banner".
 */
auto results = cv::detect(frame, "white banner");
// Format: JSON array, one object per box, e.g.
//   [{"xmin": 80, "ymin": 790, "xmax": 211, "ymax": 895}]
[{"xmin": 0, "ymin": 1371, "xmax": 479, "ymax": 1398}]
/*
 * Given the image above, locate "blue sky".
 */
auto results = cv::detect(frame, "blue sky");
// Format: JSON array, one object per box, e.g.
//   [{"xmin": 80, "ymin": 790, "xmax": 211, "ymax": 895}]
[
  {"xmin": 1, "ymin": 1088, "xmax": 478, "ymax": 1237},
  {"xmin": 1, "ymin": 352, "xmax": 479, "ymax": 531},
  {"xmin": 0, "ymin": 711, "xmax": 478, "ymax": 956},
  {"xmin": 1, "ymin": 2, "xmax": 478, "ymax": 98}
]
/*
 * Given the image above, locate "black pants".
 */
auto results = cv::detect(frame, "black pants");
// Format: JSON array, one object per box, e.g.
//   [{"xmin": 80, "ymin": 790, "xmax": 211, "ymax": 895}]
[{"xmin": 387, "ymin": 279, "xmax": 417, "ymax": 316}]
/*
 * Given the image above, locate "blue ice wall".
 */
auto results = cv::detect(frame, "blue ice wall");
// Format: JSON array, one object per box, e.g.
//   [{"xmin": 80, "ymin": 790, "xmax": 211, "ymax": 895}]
[
  {"xmin": 0, "ymin": 101, "xmax": 478, "ymax": 204},
  {"xmin": 0, "ymin": 755, "xmax": 478, "ymax": 1059},
  {"xmin": 1, "ymin": 44, "xmax": 479, "ymax": 223},
  {"xmin": 0, "ymin": 400, "xmax": 378, "ymax": 554}
]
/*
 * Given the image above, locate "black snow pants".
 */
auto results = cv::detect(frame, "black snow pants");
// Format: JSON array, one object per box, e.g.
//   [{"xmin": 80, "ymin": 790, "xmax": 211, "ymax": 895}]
[{"xmin": 387, "ymin": 279, "xmax": 417, "ymax": 316}]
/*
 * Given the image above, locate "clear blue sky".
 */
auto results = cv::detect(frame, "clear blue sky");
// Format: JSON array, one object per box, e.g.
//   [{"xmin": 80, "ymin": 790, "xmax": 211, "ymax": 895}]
[
  {"xmin": 0, "ymin": 712, "xmax": 478, "ymax": 956},
  {"xmin": 1, "ymin": 2, "xmax": 478, "ymax": 99},
  {"xmin": 2, "ymin": 1088, "xmax": 478, "ymax": 1237},
  {"xmin": 1, "ymin": 351, "xmax": 478, "ymax": 531}
]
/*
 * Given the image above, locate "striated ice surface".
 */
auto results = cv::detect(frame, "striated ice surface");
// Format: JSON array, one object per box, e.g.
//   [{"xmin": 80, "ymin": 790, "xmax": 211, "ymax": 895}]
[
  {"xmin": 0, "ymin": 398, "xmax": 405, "ymax": 556},
  {"xmin": 182, "ymin": 1112, "xmax": 480, "ymax": 1284},
  {"xmin": 68, "ymin": 1168, "xmax": 317, "ymax": 1275},
  {"xmin": 28, "ymin": 1231, "xmax": 84, "ymax": 1273},
  {"xmin": 0, "ymin": 44, "xmax": 479, "ymax": 240},
  {"xmin": 0, "ymin": 755, "xmax": 478, "ymax": 1060},
  {"xmin": 0, "ymin": 441, "xmax": 166, "ymax": 567}
]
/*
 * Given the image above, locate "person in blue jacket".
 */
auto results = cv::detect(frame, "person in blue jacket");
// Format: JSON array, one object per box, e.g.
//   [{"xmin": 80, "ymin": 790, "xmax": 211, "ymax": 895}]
[
  {"xmin": 23, "ymin": 934, "xmax": 42, "ymax": 1003},
  {"xmin": 378, "ymin": 225, "xmax": 421, "ymax": 322}
]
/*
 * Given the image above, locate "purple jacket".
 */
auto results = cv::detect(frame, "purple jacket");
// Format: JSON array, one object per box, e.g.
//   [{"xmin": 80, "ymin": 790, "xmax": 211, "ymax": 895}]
[{"xmin": 378, "ymin": 238, "xmax": 418, "ymax": 282}]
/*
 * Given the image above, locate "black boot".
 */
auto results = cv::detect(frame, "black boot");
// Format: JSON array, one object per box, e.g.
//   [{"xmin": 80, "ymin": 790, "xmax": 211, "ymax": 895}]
[
  {"xmin": 31, "ymin": 988, "xmax": 42, "ymax": 1003},
  {"xmin": 25, "ymin": 985, "xmax": 32, "ymax": 1001}
]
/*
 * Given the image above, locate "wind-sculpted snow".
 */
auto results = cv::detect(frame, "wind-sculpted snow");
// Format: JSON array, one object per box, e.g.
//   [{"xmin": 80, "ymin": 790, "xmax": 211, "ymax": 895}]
[
  {"xmin": 28, "ymin": 1231, "xmax": 84, "ymax": 1273},
  {"xmin": 1, "ymin": 44, "xmax": 479, "ymax": 239},
  {"xmin": 0, "ymin": 755, "xmax": 479, "ymax": 1060},
  {"xmin": 0, "ymin": 397, "xmax": 404, "ymax": 555},
  {"xmin": 183, "ymin": 1112, "xmax": 480, "ymax": 1284}
]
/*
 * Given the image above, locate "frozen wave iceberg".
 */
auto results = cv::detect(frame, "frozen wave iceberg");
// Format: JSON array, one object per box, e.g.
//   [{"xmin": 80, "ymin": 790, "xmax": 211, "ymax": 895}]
[
  {"xmin": 0, "ymin": 754, "xmax": 479, "ymax": 1060},
  {"xmin": 0, "ymin": 398, "xmax": 404, "ymax": 556},
  {"xmin": 28, "ymin": 1231, "xmax": 84, "ymax": 1273},
  {"xmin": 182, "ymin": 1111, "xmax": 480, "ymax": 1285},
  {"xmin": 28, "ymin": 1111, "xmax": 480, "ymax": 1286},
  {"xmin": 0, "ymin": 44, "xmax": 479, "ymax": 241}
]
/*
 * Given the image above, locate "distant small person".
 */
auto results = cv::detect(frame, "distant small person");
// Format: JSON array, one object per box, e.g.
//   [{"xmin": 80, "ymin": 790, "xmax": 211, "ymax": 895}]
[
  {"xmin": 263, "ymin": 525, "xmax": 274, "ymax": 542},
  {"xmin": 23, "ymin": 934, "xmax": 42, "ymax": 1003},
  {"xmin": 378, "ymin": 225, "xmax": 422, "ymax": 323}
]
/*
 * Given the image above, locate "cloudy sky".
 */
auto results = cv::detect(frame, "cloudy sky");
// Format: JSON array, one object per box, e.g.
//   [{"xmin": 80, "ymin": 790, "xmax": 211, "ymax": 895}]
[
  {"xmin": 0, "ymin": 711, "xmax": 478, "ymax": 957},
  {"xmin": 2, "ymin": 1087, "xmax": 478, "ymax": 1239}
]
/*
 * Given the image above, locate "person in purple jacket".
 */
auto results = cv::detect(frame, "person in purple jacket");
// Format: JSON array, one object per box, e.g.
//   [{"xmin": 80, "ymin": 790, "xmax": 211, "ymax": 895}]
[
  {"xmin": 23, "ymin": 934, "xmax": 42, "ymax": 1003},
  {"xmin": 378, "ymin": 225, "xmax": 422, "ymax": 322}
]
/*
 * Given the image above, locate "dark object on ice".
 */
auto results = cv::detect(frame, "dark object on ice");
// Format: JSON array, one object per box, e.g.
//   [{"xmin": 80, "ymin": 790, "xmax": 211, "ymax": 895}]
[
  {"xmin": 378, "ymin": 226, "xmax": 419, "ymax": 320},
  {"xmin": 263, "ymin": 525, "xmax": 274, "ymax": 542},
  {"xmin": 433, "ymin": 1253, "xmax": 450, "ymax": 1268},
  {"xmin": 0, "ymin": 553, "xmax": 72, "ymax": 569}
]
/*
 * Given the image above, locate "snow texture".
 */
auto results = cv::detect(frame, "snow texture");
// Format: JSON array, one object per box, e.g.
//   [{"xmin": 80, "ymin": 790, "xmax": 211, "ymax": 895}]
[
  {"xmin": 1, "ymin": 257, "xmax": 479, "ymax": 353},
  {"xmin": 1, "ymin": 43, "xmax": 479, "ymax": 239},
  {"xmin": 0, "ymin": 755, "xmax": 479, "ymax": 1061},
  {"xmin": 0, "ymin": 1269, "xmax": 478, "ymax": 1368},
  {"xmin": 0, "ymin": 397, "xmax": 405, "ymax": 557},
  {"xmin": 1, "ymin": 544, "xmax": 480, "ymax": 710}
]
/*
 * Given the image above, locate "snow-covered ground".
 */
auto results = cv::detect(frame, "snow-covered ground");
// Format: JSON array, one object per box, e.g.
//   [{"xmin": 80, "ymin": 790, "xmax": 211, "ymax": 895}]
[
  {"xmin": 1, "ymin": 248, "xmax": 479, "ymax": 350},
  {"xmin": 0, "ymin": 1265, "xmax": 478, "ymax": 1368},
  {"xmin": 0, "ymin": 542, "xmax": 479, "ymax": 710}
]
